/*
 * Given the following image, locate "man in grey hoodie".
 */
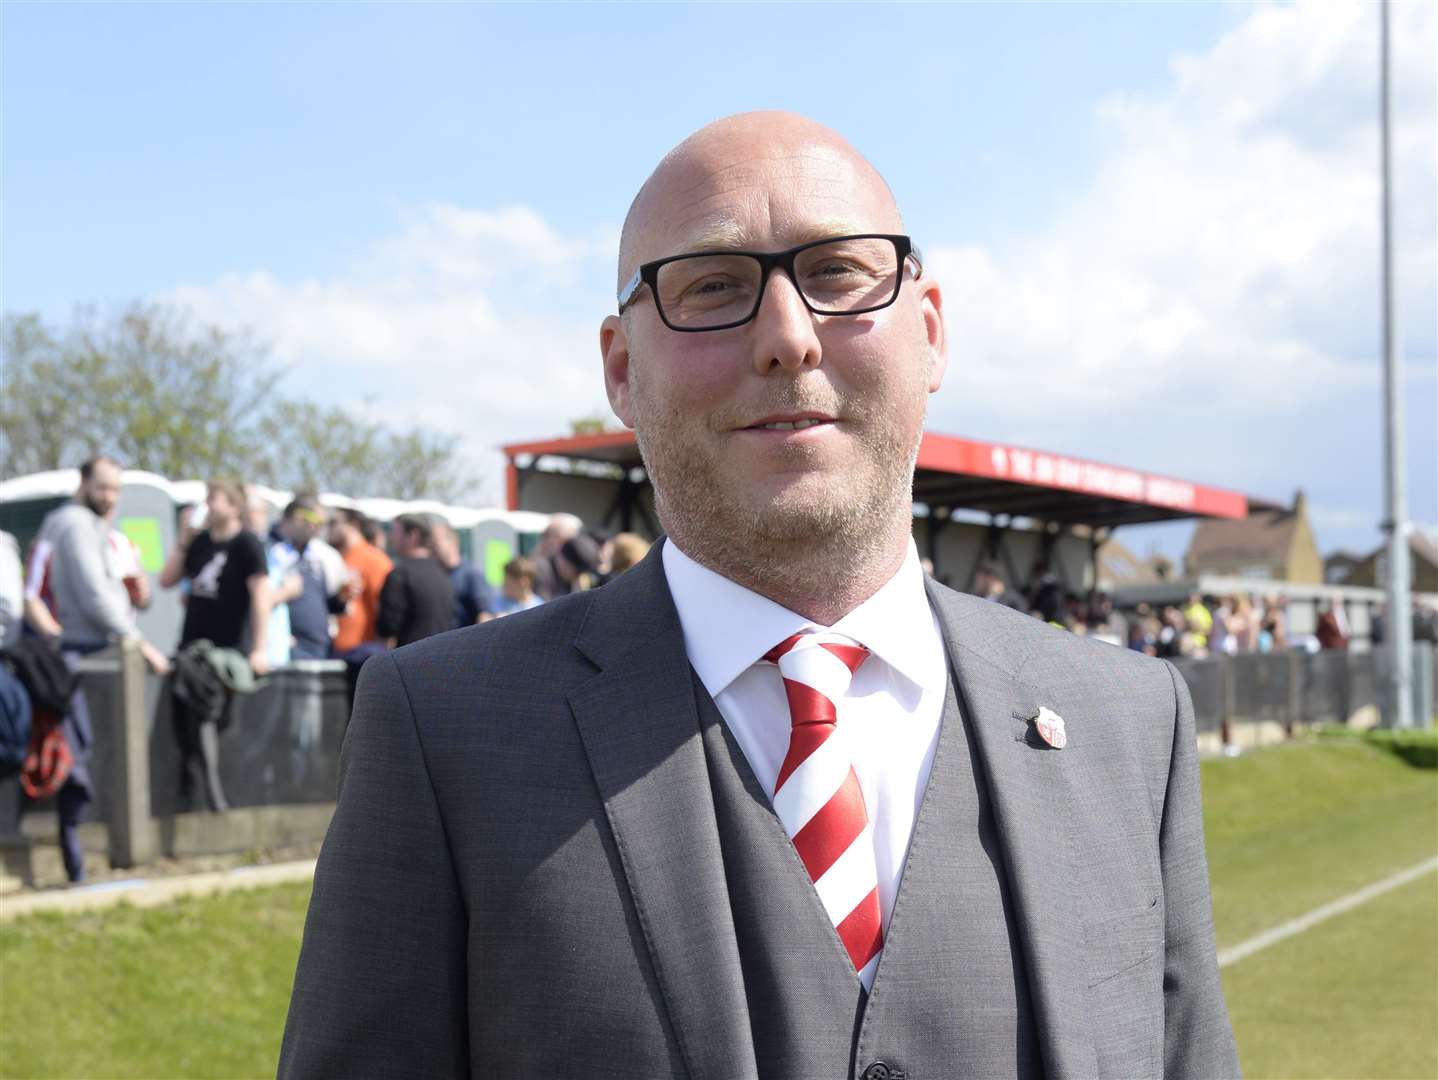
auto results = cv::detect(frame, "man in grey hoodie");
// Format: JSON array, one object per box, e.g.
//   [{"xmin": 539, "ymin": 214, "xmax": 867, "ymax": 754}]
[
  {"xmin": 26, "ymin": 456, "xmax": 169, "ymax": 881},
  {"xmin": 29, "ymin": 457, "xmax": 170, "ymax": 672}
]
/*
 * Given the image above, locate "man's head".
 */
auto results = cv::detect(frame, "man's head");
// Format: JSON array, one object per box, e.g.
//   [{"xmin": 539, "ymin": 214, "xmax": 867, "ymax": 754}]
[
  {"xmin": 389, "ymin": 514, "xmax": 432, "ymax": 559},
  {"xmin": 77, "ymin": 456, "xmax": 122, "ymax": 519},
  {"xmin": 429, "ymin": 517, "xmax": 461, "ymax": 570},
  {"xmin": 537, "ymin": 513, "xmax": 582, "ymax": 558},
  {"xmin": 246, "ymin": 493, "xmax": 273, "ymax": 537},
  {"xmin": 282, "ymin": 494, "xmax": 326, "ymax": 549},
  {"xmin": 599, "ymin": 112, "xmax": 946, "ymax": 590},
  {"xmin": 205, "ymin": 479, "xmax": 246, "ymax": 534},
  {"xmin": 502, "ymin": 556, "xmax": 538, "ymax": 601},
  {"xmin": 327, "ymin": 507, "xmax": 365, "ymax": 551},
  {"xmin": 974, "ymin": 565, "xmax": 1006, "ymax": 599},
  {"xmin": 556, "ymin": 534, "xmax": 601, "ymax": 586}
]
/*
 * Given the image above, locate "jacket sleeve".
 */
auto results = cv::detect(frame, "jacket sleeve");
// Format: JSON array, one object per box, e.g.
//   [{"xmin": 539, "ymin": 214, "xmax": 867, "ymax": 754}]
[
  {"xmin": 277, "ymin": 653, "xmax": 469, "ymax": 1079},
  {"xmin": 1160, "ymin": 660, "xmax": 1242, "ymax": 1079}
]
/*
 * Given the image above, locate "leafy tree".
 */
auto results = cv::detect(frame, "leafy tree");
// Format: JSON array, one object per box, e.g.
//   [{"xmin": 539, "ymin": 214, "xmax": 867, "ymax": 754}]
[
  {"xmin": 253, "ymin": 399, "xmax": 384, "ymax": 496},
  {"xmin": 2, "ymin": 304, "xmax": 279, "ymax": 478},
  {"xmin": 569, "ymin": 411, "xmax": 621, "ymax": 436},
  {"xmin": 381, "ymin": 428, "xmax": 475, "ymax": 502},
  {"xmin": 254, "ymin": 401, "xmax": 477, "ymax": 501},
  {"xmin": 1, "ymin": 303, "xmax": 477, "ymax": 502},
  {"xmin": 2, "ymin": 312, "xmax": 108, "ymax": 474}
]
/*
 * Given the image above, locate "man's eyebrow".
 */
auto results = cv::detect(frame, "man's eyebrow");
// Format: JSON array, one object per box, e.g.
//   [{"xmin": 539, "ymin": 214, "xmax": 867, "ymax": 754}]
[{"xmin": 678, "ymin": 218, "xmax": 872, "ymax": 254}]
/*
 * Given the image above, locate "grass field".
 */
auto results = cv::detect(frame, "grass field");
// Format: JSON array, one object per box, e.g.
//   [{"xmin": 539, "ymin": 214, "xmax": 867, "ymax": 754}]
[
  {"xmin": 0, "ymin": 883, "xmax": 310, "ymax": 1080},
  {"xmin": 1204, "ymin": 733, "xmax": 1438, "ymax": 1079},
  {"xmin": 1, "ymin": 732, "xmax": 1434, "ymax": 1079}
]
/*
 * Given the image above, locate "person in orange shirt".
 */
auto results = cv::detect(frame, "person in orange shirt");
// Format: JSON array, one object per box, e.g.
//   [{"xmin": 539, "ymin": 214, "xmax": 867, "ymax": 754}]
[{"xmin": 327, "ymin": 507, "xmax": 393, "ymax": 714}]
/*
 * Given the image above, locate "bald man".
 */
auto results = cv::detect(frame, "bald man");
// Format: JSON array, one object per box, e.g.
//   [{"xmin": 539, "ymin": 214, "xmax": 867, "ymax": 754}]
[{"xmin": 280, "ymin": 113, "xmax": 1238, "ymax": 1080}]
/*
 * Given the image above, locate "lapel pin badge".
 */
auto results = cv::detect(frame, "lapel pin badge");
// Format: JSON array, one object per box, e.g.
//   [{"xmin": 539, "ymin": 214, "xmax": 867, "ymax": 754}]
[{"xmin": 1033, "ymin": 706, "xmax": 1067, "ymax": 749}]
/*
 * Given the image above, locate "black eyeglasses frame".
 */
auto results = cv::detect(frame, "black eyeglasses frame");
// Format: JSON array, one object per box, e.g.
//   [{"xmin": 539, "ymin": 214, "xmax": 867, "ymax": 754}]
[{"xmin": 615, "ymin": 233, "xmax": 922, "ymax": 333}]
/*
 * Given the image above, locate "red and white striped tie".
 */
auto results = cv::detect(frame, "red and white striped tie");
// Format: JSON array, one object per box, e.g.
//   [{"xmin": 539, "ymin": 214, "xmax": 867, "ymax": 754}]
[{"xmin": 764, "ymin": 631, "xmax": 883, "ymax": 984}]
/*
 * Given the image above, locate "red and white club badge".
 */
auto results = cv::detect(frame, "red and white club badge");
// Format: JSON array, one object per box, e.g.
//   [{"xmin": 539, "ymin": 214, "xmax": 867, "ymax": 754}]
[{"xmin": 1033, "ymin": 706, "xmax": 1067, "ymax": 749}]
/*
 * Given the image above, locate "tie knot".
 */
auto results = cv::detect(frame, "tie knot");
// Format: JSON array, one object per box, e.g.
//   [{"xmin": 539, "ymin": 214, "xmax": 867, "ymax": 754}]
[{"xmin": 764, "ymin": 631, "xmax": 869, "ymax": 699}]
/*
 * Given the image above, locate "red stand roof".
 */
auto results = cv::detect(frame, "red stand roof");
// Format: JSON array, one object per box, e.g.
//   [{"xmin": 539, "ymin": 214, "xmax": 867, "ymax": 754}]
[{"xmin": 502, "ymin": 429, "xmax": 1252, "ymax": 528}]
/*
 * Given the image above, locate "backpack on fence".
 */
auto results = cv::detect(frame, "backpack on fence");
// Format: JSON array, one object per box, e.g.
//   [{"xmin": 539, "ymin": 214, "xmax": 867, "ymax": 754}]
[
  {"xmin": 1, "ymin": 638, "xmax": 79, "ymax": 799},
  {"xmin": 1, "ymin": 638, "xmax": 77, "ymax": 715},
  {"xmin": 20, "ymin": 709, "xmax": 72, "ymax": 800}
]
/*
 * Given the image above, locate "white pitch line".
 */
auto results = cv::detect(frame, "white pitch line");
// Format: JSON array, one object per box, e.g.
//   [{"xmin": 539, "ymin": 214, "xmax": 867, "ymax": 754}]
[{"xmin": 1218, "ymin": 854, "xmax": 1438, "ymax": 968}]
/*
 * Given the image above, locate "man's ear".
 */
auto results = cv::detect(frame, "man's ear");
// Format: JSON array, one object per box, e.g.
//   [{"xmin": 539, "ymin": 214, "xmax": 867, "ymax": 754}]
[
  {"xmin": 600, "ymin": 315, "xmax": 637, "ymax": 429},
  {"xmin": 918, "ymin": 275, "xmax": 948, "ymax": 394}
]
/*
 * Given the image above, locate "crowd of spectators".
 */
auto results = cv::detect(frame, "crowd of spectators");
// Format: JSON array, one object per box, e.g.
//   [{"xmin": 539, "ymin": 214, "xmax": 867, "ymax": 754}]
[
  {"xmin": 967, "ymin": 562, "xmax": 1437, "ymax": 660},
  {"xmin": 0, "ymin": 457, "xmax": 652, "ymax": 881},
  {"xmin": 1126, "ymin": 593, "xmax": 1296, "ymax": 659},
  {"xmin": 5, "ymin": 458, "xmax": 1431, "ymax": 884}
]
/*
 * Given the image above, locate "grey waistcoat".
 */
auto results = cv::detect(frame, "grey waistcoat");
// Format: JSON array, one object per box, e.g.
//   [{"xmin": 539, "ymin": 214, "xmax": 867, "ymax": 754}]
[{"xmin": 698, "ymin": 670, "xmax": 1043, "ymax": 1080}]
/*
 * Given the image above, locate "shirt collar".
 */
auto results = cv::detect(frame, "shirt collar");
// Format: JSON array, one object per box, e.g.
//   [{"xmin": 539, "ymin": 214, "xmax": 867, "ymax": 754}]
[{"xmin": 662, "ymin": 537, "xmax": 947, "ymax": 700}]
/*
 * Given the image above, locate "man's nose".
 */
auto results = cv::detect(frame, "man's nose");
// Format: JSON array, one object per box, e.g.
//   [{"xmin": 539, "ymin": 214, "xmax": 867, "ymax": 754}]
[{"xmin": 749, "ymin": 270, "xmax": 822, "ymax": 376}]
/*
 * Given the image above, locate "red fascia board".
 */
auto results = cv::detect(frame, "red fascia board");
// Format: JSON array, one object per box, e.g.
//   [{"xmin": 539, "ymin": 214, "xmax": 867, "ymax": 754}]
[
  {"xmin": 502, "ymin": 429, "xmax": 1249, "ymax": 520},
  {"xmin": 502, "ymin": 431, "xmax": 639, "ymax": 460},
  {"xmin": 915, "ymin": 433, "xmax": 1247, "ymax": 520}
]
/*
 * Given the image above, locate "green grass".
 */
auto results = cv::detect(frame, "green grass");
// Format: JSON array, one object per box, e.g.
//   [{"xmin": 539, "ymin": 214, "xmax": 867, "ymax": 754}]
[
  {"xmin": 0, "ymin": 882, "xmax": 311, "ymax": 1079},
  {"xmin": 1317, "ymin": 724, "xmax": 1438, "ymax": 770},
  {"xmin": 1201, "ymin": 735, "xmax": 1438, "ymax": 946},
  {"xmin": 0, "ymin": 737, "xmax": 1434, "ymax": 1079},
  {"xmin": 1201, "ymin": 735, "xmax": 1438, "ymax": 1080},
  {"xmin": 1222, "ymin": 872, "xmax": 1438, "ymax": 1079}
]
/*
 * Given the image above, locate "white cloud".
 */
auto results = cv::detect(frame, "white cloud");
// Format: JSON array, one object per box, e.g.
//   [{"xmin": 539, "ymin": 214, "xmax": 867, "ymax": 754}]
[
  {"xmin": 925, "ymin": 0, "xmax": 1436, "ymax": 485},
  {"xmin": 166, "ymin": 204, "xmax": 622, "ymax": 501},
  {"xmin": 164, "ymin": 0, "xmax": 1435, "ymax": 536}
]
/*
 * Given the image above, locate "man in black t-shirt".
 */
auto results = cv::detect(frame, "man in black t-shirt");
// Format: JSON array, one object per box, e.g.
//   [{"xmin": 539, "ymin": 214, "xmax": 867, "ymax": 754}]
[
  {"xmin": 159, "ymin": 478, "xmax": 274, "ymax": 811},
  {"xmin": 377, "ymin": 514, "xmax": 455, "ymax": 648},
  {"xmin": 162, "ymin": 480, "xmax": 272, "ymax": 666}
]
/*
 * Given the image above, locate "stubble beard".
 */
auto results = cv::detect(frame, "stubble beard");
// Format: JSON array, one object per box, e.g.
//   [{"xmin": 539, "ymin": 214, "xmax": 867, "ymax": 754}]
[{"xmin": 629, "ymin": 362, "xmax": 926, "ymax": 621}]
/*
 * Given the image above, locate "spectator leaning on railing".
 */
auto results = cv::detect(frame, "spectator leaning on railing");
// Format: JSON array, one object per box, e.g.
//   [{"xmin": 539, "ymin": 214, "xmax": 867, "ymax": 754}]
[
  {"xmin": 15, "ymin": 457, "xmax": 171, "ymax": 881},
  {"xmin": 159, "ymin": 478, "xmax": 273, "ymax": 812}
]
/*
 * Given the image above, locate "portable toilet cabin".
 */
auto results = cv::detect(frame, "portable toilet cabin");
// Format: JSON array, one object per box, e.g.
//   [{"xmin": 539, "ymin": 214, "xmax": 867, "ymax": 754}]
[{"xmin": 449, "ymin": 508, "xmax": 551, "ymax": 587}]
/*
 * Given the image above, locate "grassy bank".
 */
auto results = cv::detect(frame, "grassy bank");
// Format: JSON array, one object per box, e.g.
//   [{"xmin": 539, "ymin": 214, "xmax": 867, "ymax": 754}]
[
  {"xmin": 1, "ymin": 734, "xmax": 1434, "ymax": 1078},
  {"xmin": 0, "ymin": 882, "xmax": 310, "ymax": 1079}
]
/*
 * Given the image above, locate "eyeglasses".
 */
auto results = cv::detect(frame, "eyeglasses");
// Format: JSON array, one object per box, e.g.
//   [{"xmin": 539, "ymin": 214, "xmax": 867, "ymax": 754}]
[{"xmin": 616, "ymin": 233, "xmax": 922, "ymax": 333}]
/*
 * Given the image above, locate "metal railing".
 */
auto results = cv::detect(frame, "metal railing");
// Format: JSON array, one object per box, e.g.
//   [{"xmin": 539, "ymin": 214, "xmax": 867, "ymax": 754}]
[
  {"xmin": 1170, "ymin": 643, "xmax": 1436, "ymax": 739},
  {"xmin": 1, "ymin": 643, "xmax": 350, "ymax": 868},
  {"xmin": 4, "ymin": 641, "xmax": 1433, "ymax": 873}
]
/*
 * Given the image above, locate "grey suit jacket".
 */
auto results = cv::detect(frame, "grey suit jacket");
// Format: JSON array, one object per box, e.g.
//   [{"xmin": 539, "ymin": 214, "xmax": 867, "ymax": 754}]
[{"xmin": 278, "ymin": 542, "xmax": 1239, "ymax": 1079}]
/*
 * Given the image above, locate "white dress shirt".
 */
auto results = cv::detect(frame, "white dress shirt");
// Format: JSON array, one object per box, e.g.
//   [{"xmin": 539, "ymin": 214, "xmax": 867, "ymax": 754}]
[{"xmin": 662, "ymin": 537, "xmax": 949, "ymax": 939}]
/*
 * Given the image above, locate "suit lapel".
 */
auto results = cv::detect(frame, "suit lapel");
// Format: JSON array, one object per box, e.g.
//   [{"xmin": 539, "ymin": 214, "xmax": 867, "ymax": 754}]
[
  {"xmin": 567, "ymin": 545, "xmax": 758, "ymax": 1080},
  {"xmin": 924, "ymin": 580, "xmax": 1099, "ymax": 1080}
]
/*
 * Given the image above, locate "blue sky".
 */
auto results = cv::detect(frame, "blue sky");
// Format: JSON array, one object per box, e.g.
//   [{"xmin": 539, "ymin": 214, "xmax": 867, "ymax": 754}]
[{"xmin": 4, "ymin": 1, "xmax": 1435, "ymax": 563}]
